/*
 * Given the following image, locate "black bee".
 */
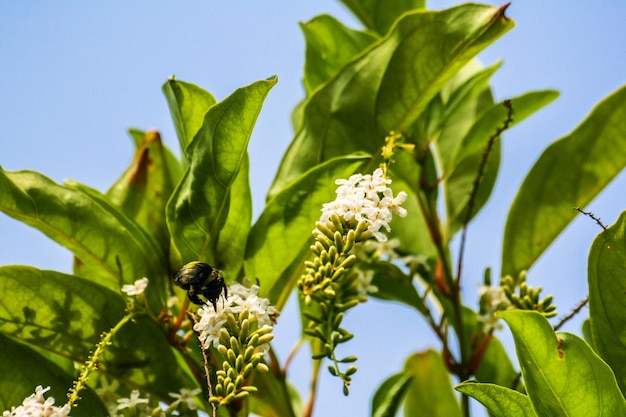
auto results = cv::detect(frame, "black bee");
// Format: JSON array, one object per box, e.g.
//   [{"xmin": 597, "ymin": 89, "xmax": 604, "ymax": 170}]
[{"xmin": 174, "ymin": 261, "xmax": 227, "ymax": 311}]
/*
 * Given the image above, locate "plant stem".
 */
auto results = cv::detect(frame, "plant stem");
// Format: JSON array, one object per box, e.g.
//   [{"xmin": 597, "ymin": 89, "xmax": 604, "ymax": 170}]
[
  {"xmin": 461, "ymin": 392, "xmax": 471, "ymax": 417},
  {"xmin": 303, "ymin": 359, "xmax": 322, "ymax": 417}
]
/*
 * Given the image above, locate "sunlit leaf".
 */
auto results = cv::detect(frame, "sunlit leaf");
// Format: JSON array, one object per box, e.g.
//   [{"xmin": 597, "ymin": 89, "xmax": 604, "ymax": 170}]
[
  {"xmin": 588, "ymin": 210, "xmax": 626, "ymax": 395},
  {"xmin": 456, "ymin": 382, "xmax": 535, "ymax": 417},
  {"xmin": 403, "ymin": 350, "xmax": 462, "ymax": 417},
  {"xmin": 339, "ymin": 0, "xmax": 425, "ymax": 35},
  {"xmin": 107, "ymin": 130, "xmax": 182, "ymax": 258},
  {"xmin": 474, "ymin": 336, "xmax": 521, "ymax": 391},
  {"xmin": 0, "ymin": 265, "xmax": 196, "ymax": 404},
  {"xmin": 162, "ymin": 78, "xmax": 217, "ymax": 158},
  {"xmin": 0, "ymin": 333, "xmax": 107, "ymax": 417},
  {"xmin": 0, "ymin": 169, "xmax": 165, "ymax": 292},
  {"xmin": 371, "ymin": 372, "xmax": 413, "ymax": 417},
  {"xmin": 369, "ymin": 261, "xmax": 422, "ymax": 312},
  {"xmin": 245, "ymin": 154, "xmax": 369, "ymax": 308},
  {"xmin": 501, "ymin": 310, "xmax": 626, "ymax": 416},
  {"xmin": 216, "ymin": 153, "xmax": 252, "ymax": 280},
  {"xmin": 301, "ymin": 14, "xmax": 377, "ymax": 94},
  {"xmin": 502, "ymin": 84, "xmax": 626, "ymax": 278},
  {"xmin": 270, "ymin": 4, "xmax": 514, "ymax": 198},
  {"xmin": 167, "ymin": 77, "xmax": 276, "ymax": 266},
  {"xmin": 249, "ymin": 355, "xmax": 299, "ymax": 417},
  {"xmin": 446, "ymin": 90, "xmax": 559, "ymax": 237}
]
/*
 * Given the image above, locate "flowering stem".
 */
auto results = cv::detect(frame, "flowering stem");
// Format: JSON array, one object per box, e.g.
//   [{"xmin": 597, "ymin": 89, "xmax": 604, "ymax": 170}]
[
  {"xmin": 188, "ymin": 311, "xmax": 217, "ymax": 417},
  {"xmin": 67, "ymin": 311, "xmax": 137, "ymax": 407},
  {"xmin": 303, "ymin": 358, "xmax": 322, "ymax": 417}
]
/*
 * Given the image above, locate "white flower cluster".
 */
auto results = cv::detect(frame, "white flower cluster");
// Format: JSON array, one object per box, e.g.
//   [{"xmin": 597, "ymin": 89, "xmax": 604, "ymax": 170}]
[
  {"xmin": 3, "ymin": 386, "xmax": 71, "ymax": 417},
  {"xmin": 194, "ymin": 282, "xmax": 278, "ymax": 349},
  {"xmin": 320, "ymin": 168, "xmax": 407, "ymax": 242}
]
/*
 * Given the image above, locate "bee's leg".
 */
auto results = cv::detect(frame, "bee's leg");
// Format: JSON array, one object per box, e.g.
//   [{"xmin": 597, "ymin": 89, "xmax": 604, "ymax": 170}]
[{"xmin": 187, "ymin": 290, "xmax": 204, "ymax": 305}]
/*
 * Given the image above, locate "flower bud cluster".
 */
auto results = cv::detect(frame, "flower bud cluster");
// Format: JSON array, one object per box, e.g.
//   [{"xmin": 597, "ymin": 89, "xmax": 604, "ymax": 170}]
[
  {"xmin": 501, "ymin": 271, "xmax": 557, "ymax": 318},
  {"xmin": 298, "ymin": 168, "xmax": 407, "ymax": 394},
  {"xmin": 193, "ymin": 282, "xmax": 278, "ymax": 406}
]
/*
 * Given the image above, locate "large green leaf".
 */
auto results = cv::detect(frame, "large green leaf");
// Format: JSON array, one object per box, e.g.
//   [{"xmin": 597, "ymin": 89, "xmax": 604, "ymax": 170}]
[
  {"xmin": 162, "ymin": 78, "xmax": 217, "ymax": 158},
  {"xmin": 301, "ymin": 14, "xmax": 377, "ymax": 94},
  {"xmin": 338, "ymin": 0, "xmax": 425, "ymax": 35},
  {"xmin": 446, "ymin": 90, "xmax": 559, "ymax": 238},
  {"xmin": 107, "ymin": 130, "xmax": 182, "ymax": 259},
  {"xmin": 245, "ymin": 154, "xmax": 369, "ymax": 308},
  {"xmin": 456, "ymin": 382, "xmax": 535, "ymax": 417},
  {"xmin": 270, "ymin": 4, "xmax": 514, "ymax": 198},
  {"xmin": 216, "ymin": 153, "xmax": 252, "ymax": 280},
  {"xmin": 167, "ymin": 77, "xmax": 276, "ymax": 266},
  {"xmin": 0, "ymin": 265, "xmax": 197, "ymax": 403},
  {"xmin": 474, "ymin": 336, "xmax": 521, "ymax": 391},
  {"xmin": 0, "ymin": 333, "xmax": 107, "ymax": 417},
  {"xmin": 502, "ymin": 84, "xmax": 626, "ymax": 278},
  {"xmin": 371, "ymin": 372, "xmax": 413, "ymax": 417},
  {"xmin": 501, "ymin": 310, "xmax": 626, "ymax": 416},
  {"xmin": 249, "ymin": 355, "xmax": 299, "ymax": 417},
  {"xmin": 402, "ymin": 350, "xmax": 462, "ymax": 417},
  {"xmin": 370, "ymin": 261, "xmax": 423, "ymax": 312},
  {"xmin": 0, "ymin": 168, "xmax": 164, "ymax": 292},
  {"xmin": 436, "ymin": 61, "xmax": 498, "ymax": 172},
  {"xmin": 588, "ymin": 210, "xmax": 626, "ymax": 395}
]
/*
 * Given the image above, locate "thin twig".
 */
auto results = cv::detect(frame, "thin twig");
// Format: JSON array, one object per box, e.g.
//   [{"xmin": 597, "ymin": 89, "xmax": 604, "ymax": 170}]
[
  {"xmin": 188, "ymin": 311, "xmax": 217, "ymax": 417},
  {"xmin": 553, "ymin": 297, "xmax": 589, "ymax": 331},
  {"xmin": 456, "ymin": 100, "xmax": 514, "ymax": 284},
  {"xmin": 574, "ymin": 207, "xmax": 607, "ymax": 230}
]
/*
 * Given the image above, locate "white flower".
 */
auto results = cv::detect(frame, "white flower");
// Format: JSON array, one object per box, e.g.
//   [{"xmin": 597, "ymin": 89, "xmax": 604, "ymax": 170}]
[
  {"xmin": 354, "ymin": 269, "xmax": 378, "ymax": 295},
  {"xmin": 168, "ymin": 388, "xmax": 202, "ymax": 411},
  {"xmin": 193, "ymin": 282, "xmax": 278, "ymax": 350},
  {"xmin": 3, "ymin": 386, "xmax": 72, "ymax": 417},
  {"xmin": 478, "ymin": 309, "xmax": 504, "ymax": 333},
  {"xmin": 116, "ymin": 390, "xmax": 149, "ymax": 410},
  {"xmin": 121, "ymin": 277, "xmax": 149, "ymax": 296},
  {"xmin": 478, "ymin": 285, "xmax": 509, "ymax": 309},
  {"xmin": 194, "ymin": 303, "xmax": 229, "ymax": 348},
  {"xmin": 319, "ymin": 168, "xmax": 407, "ymax": 242}
]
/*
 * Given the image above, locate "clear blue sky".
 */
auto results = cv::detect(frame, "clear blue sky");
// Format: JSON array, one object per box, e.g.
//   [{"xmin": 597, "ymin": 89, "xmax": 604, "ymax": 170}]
[{"xmin": 2, "ymin": 1, "xmax": 626, "ymax": 416}]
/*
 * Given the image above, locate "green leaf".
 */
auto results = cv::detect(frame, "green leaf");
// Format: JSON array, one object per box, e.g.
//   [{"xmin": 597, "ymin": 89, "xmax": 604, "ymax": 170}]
[
  {"xmin": 452, "ymin": 90, "xmax": 559, "ymax": 166},
  {"xmin": 245, "ymin": 154, "xmax": 369, "ymax": 308},
  {"xmin": 436, "ymin": 60, "xmax": 497, "ymax": 171},
  {"xmin": 0, "ymin": 265, "xmax": 197, "ymax": 403},
  {"xmin": 474, "ymin": 336, "xmax": 521, "ymax": 391},
  {"xmin": 271, "ymin": 4, "xmax": 514, "ymax": 198},
  {"xmin": 501, "ymin": 310, "xmax": 626, "ymax": 416},
  {"xmin": 371, "ymin": 372, "xmax": 413, "ymax": 417},
  {"xmin": 502, "ymin": 84, "xmax": 626, "ymax": 278},
  {"xmin": 339, "ymin": 0, "xmax": 425, "ymax": 35},
  {"xmin": 369, "ymin": 261, "xmax": 423, "ymax": 312},
  {"xmin": 216, "ymin": 153, "xmax": 252, "ymax": 280},
  {"xmin": 402, "ymin": 350, "xmax": 462, "ymax": 417},
  {"xmin": 249, "ymin": 356, "xmax": 299, "ymax": 417},
  {"xmin": 107, "ymin": 130, "xmax": 182, "ymax": 258},
  {"xmin": 386, "ymin": 157, "xmax": 438, "ymax": 257},
  {"xmin": 446, "ymin": 90, "xmax": 559, "ymax": 237},
  {"xmin": 167, "ymin": 77, "xmax": 276, "ymax": 266},
  {"xmin": 588, "ymin": 210, "xmax": 626, "ymax": 395},
  {"xmin": 456, "ymin": 382, "xmax": 535, "ymax": 417},
  {"xmin": 162, "ymin": 78, "xmax": 217, "ymax": 158},
  {"xmin": 301, "ymin": 14, "xmax": 377, "ymax": 94},
  {"xmin": 0, "ymin": 333, "xmax": 107, "ymax": 417},
  {"xmin": 0, "ymin": 169, "xmax": 165, "ymax": 292}
]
